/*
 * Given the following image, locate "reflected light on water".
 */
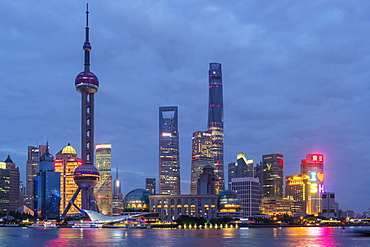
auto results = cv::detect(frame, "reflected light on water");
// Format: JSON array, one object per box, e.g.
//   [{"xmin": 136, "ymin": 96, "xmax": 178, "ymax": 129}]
[
  {"xmin": 222, "ymin": 228, "xmax": 237, "ymax": 238},
  {"xmin": 1, "ymin": 227, "xmax": 368, "ymax": 247},
  {"xmin": 283, "ymin": 227, "xmax": 340, "ymax": 247}
]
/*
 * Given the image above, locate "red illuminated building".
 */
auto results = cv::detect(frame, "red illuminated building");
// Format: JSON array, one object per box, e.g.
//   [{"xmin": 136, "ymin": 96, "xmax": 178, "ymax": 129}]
[{"xmin": 300, "ymin": 154, "xmax": 325, "ymax": 215}]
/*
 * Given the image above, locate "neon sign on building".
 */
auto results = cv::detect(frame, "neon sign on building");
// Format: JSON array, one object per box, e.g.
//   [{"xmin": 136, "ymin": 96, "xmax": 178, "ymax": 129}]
[{"xmin": 309, "ymin": 171, "xmax": 325, "ymax": 194}]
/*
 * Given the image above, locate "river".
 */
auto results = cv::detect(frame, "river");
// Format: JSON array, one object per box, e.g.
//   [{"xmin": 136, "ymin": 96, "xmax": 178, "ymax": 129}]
[{"xmin": 0, "ymin": 226, "xmax": 369, "ymax": 247}]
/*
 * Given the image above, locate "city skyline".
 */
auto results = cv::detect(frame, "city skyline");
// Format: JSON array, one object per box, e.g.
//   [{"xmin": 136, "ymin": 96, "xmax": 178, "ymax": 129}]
[{"xmin": 1, "ymin": 1, "xmax": 370, "ymax": 212}]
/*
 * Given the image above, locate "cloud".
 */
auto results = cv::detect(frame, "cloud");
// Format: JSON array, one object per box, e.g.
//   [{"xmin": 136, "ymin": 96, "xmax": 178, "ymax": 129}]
[{"xmin": 1, "ymin": 0, "xmax": 370, "ymax": 213}]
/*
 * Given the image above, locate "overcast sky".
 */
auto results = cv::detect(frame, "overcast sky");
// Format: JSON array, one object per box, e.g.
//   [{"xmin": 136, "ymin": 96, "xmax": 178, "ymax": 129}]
[{"xmin": 1, "ymin": 0, "xmax": 370, "ymax": 213}]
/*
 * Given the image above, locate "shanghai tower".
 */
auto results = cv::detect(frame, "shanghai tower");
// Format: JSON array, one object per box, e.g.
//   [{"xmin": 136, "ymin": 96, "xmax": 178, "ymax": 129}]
[{"xmin": 207, "ymin": 63, "xmax": 225, "ymax": 192}]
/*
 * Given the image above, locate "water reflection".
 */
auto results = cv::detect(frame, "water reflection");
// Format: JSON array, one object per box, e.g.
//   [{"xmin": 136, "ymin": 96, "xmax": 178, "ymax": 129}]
[{"xmin": 1, "ymin": 227, "xmax": 369, "ymax": 247}]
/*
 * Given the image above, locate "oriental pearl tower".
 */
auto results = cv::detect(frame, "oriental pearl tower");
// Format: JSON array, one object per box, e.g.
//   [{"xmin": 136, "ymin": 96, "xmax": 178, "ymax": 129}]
[{"xmin": 62, "ymin": 4, "xmax": 100, "ymax": 216}]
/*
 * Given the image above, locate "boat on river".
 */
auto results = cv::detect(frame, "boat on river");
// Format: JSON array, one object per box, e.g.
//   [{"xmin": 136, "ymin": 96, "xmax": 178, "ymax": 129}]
[
  {"xmin": 29, "ymin": 222, "xmax": 57, "ymax": 228},
  {"xmin": 71, "ymin": 222, "xmax": 103, "ymax": 228}
]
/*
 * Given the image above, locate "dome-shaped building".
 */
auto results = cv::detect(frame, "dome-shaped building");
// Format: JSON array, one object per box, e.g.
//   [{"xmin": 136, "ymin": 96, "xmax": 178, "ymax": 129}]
[
  {"xmin": 218, "ymin": 190, "xmax": 242, "ymax": 217},
  {"xmin": 54, "ymin": 143, "xmax": 81, "ymax": 215},
  {"xmin": 61, "ymin": 143, "xmax": 77, "ymax": 155},
  {"xmin": 122, "ymin": 189, "xmax": 152, "ymax": 212}
]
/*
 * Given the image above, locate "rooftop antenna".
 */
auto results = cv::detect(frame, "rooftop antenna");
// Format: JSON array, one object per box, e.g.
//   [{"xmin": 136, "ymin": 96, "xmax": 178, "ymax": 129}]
[{"xmin": 84, "ymin": 2, "xmax": 91, "ymax": 72}]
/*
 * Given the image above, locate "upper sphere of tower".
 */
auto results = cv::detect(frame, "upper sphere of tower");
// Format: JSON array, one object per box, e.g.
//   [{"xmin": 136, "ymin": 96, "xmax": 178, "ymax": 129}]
[
  {"xmin": 62, "ymin": 143, "xmax": 77, "ymax": 155},
  {"xmin": 75, "ymin": 71, "xmax": 99, "ymax": 94}
]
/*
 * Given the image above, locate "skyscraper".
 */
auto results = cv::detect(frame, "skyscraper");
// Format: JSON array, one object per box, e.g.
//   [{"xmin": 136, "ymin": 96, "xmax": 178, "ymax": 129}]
[
  {"xmin": 112, "ymin": 168, "xmax": 123, "ymax": 216},
  {"xmin": 159, "ymin": 106, "xmax": 180, "ymax": 195},
  {"xmin": 95, "ymin": 144, "xmax": 112, "ymax": 215},
  {"xmin": 261, "ymin": 153, "xmax": 284, "ymax": 198},
  {"xmin": 300, "ymin": 154, "xmax": 325, "ymax": 215},
  {"xmin": 25, "ymin": 145, "xmax": 47, "ymax": 209},
  {"xmin": 4, "ymin": 155, "xmax": 20, "ymax": 211},
  {"xmin": 207, "ymin": 63, "xmax": 225, "ymax": 191},
  {"xmin": 34, "ymin": 144, "xmax": 60, "ymax": 218},
  {"xmin": 285, "ymin": 174, "xmax": 311, "ymax": 214},
  {"xmin": 190, "ymin": 131, "xmax": 213, "ymax": 195},
  {"xmin": 55, "ymin": 144, "xmax": 82, "ymax": 215},
  {"xmin": 0, "ymin": 162, "xmax": 10, "ymax": 214},
  {"xmin": 228, "ymin": 153, "xmax": 254, "ymax": 189},
  {"xmin": 63, "ymin": 4, "xmax": 100, "ymax": 215},
  {"xmin": 113, "ymin": 167, "xmax": 121, "ymax": 196}
]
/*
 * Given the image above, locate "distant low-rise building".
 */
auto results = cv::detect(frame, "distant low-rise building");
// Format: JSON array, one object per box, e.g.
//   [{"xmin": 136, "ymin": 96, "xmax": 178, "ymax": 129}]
[
  {"xmin": 149, "ymin": 194, "xmax": 218, "ymax": 222},
  {"xmin": 320, "ymin": 192, "xmax": 338, "ymax": 218},
  {"xmin": 340, "ymin": 210, "xmax": 356, "ymax": 219},
  {"xmin": 260, "ymin": 197, "xmax": 303, "ymax": 216}
]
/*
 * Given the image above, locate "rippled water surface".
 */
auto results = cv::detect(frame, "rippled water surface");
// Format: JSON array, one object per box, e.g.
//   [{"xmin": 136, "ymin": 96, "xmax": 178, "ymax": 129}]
[{"xmin": 1, "ymin": 227, "xmax": 370, "ymax": 247}]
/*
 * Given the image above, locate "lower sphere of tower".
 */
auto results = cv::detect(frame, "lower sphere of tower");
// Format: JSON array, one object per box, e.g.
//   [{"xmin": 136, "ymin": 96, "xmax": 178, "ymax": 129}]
[{"xmin": 74, "ymin": 164, "xmax": 100, "ymax": 189}]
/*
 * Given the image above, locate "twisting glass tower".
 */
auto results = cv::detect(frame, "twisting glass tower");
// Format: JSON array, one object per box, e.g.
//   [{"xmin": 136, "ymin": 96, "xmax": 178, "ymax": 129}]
[
  {"xmin": 62, "ymin": 4, "xmax": 100, "ymax": 216},
  {"xmin": 207, "ymin": 63, "xmax": 225, "ymax": 191}
]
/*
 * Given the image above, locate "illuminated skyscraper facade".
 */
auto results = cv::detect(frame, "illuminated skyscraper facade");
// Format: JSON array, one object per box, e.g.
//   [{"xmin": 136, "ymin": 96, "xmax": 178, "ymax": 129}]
[
  {"xmin": 261, "ymin": 153, "xmax": 283, "ymax": 198},
  {"xmin": 300, "ymin": 154, "xmax": 325, "ymax": 215},
  {"xmin": 55, "ymin": 144, "xmax": 82, "ymax": 215},
  {"xmin": 95, "ymin": 144, "xmax": 112, "ymax": 215},
  {"xmin": 159, "ymin": 106, "xmax": 180, "ymax": 195},
  {"xmin": 0, "ymin": 162, "xmax": 10, "ymax": 214},
  {"xmin": 25, "ymin": 145, "xmax": 47, "ymax": 209},
  {"xmin": 190, "ymin": 131, "xmax": 213, "ymax": 195},
  {"xmin": 4, "ymin": 156, "xmax": 20, "ymax": 211},
  {"xmin": 285, "ymin": 174, "xmax": 311, "ymax": 214},
  {"xmin": 207, "ymin": 63, "xmax": 225, "ymax": 191}
]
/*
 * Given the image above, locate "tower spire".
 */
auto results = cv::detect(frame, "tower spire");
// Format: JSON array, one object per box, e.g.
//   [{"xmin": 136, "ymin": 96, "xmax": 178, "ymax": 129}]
[{"xmin": 84, "ymin": 3, "xmax": 91, "ymax": 72}]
